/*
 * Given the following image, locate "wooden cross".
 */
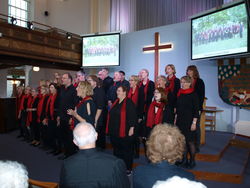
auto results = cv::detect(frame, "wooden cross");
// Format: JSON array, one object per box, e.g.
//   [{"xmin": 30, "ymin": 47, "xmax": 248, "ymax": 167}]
[{"xmin": 143, "ymin": 32, "xmax": 173, "ymax": 82}]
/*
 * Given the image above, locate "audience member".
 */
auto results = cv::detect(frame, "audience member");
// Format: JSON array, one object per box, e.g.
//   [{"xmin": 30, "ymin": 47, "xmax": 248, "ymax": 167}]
[
  {"xmin": 0, "ymin": 160, "xmax": 29, "ymax": 188},
  {"xmin": 153, "ymin": 176, "xmax": 206, "ymax": 188},
  {"xmin": 59, "ymin": 122, "xmax": 130, "ymax": 188},
  {"xmin": 133, "ymin": 124, "xmax": 194, "ymax": 188}
]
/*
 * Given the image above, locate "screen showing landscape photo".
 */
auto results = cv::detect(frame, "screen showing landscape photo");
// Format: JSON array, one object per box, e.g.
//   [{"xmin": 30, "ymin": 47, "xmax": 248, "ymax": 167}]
[
  {"xmin": 82, "ymin": 33, "xmax": 120, "ymax": 67},
  {"xmin": 192, "ymin": 3, "xmax": 248, "ymax": 60}
]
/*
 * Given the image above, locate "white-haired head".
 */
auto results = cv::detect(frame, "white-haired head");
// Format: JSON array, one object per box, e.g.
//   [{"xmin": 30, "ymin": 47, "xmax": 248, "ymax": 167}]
[
  {"xmin": 0, "ymin": 160, "xmax": 29, "ymax": 188},
  {"xmin": 153, "ymin": 176, "xmax": 207, "ymax": 188},
  {"xmin": 73, "ymin": 122, "xmax": 97, "ymax": 149}
]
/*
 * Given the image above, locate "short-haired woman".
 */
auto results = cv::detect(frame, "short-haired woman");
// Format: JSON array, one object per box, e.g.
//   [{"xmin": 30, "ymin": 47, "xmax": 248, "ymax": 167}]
[
  {"xmin": 106, "ymin": 85, "xmax": 137, "ymax": 175},
  {"xmin": 133, "ymin": 124, "xmax": 194, "ymax": 188}
]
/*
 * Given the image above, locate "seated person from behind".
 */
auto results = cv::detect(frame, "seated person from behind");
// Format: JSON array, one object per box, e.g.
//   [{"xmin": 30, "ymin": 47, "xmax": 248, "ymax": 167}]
[
  {"xmin": 0, "ymin": 160, "xmax": 29, "ymax": 188},
  {"xmin": 59, "ymin": 122, "xmax": 130, "ymax": 188},
  {"xmin": 153, "ymin": 176, "xmax": 206, "ymax": 188},
  {"xmin": 133, "ymin": 123, "xmax": 195, "ymax": 188}
]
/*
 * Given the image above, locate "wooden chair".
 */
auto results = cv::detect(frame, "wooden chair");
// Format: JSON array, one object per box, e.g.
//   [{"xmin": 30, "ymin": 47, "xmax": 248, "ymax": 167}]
[
  {"xmin": 204, "ymin": 106, "xmax": 217, "ymax": 131},
  {"xmin": 29, "ymin": 179, "xmax": 58, "ymax": 188}
]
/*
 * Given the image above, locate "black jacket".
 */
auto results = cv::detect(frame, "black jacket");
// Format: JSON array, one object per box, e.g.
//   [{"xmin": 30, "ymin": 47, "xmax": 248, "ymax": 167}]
[{"xmin": 60, "ymin": 148, "xmax": 130, "ymax": 188}]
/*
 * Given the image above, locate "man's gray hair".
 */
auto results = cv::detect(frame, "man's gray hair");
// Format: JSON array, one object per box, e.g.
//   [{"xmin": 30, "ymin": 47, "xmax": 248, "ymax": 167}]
[
  {"xmin": 0, "ymin": 160, "xmax": 29, "ymax": 188},
  {"xmin": 153, "ymin": 176, "xmax": 207, "ymax": 188},
  {"xmin": 73, "ymin": 122, "xmax": 97, "ymax": 147}
]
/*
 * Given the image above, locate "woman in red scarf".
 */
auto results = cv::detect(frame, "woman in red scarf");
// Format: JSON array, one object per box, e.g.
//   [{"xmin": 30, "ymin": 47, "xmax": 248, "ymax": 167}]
[
  {"xmin": 186, "ymin": 65, "xmax": 205, "ymax": 153},
  {"xmin": 36, "ymin": 85, "xmax": 49, "ymax": 147},
  {"xmin": 19, "ymin": 86, "xmax": 32, "ymax": 141},
  {"xmin": 45, "ymin": 83, "xmax": 60, "ymax": 154},
  {"xmin": 106, "ymin": 85, "xmax": 137, "ymax": 175},
  {"xmin": 163, "ymin": 64, "xmax": 180, "ymax": 124},
  {"xmin": 175, "ymin": 76, "xmax": 199, "ymax": 169},
  {"xmin": 67, "ymin": 81, "xmax": 96, "ymax": 127},
  {"xmin": 146, "ymin": 87, "xmax": 167, "ymax": 138},
  {"xmin": 26, "ymin": 88, "xmax": 39, "ymax": 145},
  {"xmin": 128, "ymin": 75, "xmax": 140, "ymax": 158}
]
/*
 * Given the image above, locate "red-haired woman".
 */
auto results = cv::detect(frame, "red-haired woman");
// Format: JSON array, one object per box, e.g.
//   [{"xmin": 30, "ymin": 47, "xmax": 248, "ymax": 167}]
[{"xmin": 146, "ymin": 87, "xmax": 167, "ymax": 138}]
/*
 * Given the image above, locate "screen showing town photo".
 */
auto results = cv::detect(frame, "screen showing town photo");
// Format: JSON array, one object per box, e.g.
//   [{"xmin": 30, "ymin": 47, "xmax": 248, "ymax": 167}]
[
  {"xmin": 192, "ymin": 3, "xmax": 248, "ymax": 60},
  {"xmin": 82, "ymin": 34, "xmax": 120, "ymax": 67}
]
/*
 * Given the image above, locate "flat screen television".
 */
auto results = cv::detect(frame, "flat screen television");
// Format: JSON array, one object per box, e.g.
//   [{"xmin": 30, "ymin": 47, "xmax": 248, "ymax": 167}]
[
  {"xmin": 82, "ymin": 32, "xmax": 120, "ymax": 67},
  {"xmin": 191, "ymin": 2, "xmax": 248, "ymax": 60}
]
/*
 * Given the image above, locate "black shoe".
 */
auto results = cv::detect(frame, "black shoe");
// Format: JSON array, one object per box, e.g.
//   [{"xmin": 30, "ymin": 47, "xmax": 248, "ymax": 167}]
[
  {"xmin": 187, "ymin": 160, "xmax": 196, "ymax": 169},
  {"xmin": 47, "ymin": 150, "xmax": 56, "ymax": 154},
  {"xmin": 126, "ymin": 170, "xmax": 132, "ymax": 176},
  {"xmin": 196, "ymin": 147, "xmax": 200, "ymax": 153}
]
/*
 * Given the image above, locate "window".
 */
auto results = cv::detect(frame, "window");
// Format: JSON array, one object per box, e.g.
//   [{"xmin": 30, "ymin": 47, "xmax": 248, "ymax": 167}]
[{"xmin": 8, "ymin": 0, "xmax": 31, "ymax": 27}]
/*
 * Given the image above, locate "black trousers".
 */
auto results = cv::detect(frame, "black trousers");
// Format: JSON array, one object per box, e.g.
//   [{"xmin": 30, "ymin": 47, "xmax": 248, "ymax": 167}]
[
  {"xmin": 110, "ymin": 135, "xmax": 134, "ymax": 171},
  {"xmin": 60, "ymin": 120, "xmax": 77, "ymax": 157}
]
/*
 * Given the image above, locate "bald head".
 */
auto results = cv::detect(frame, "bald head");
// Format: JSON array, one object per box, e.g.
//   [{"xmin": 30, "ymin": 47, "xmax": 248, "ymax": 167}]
[{"xmin": 73, "ymin": 122, "xmax": 97, "ymax": 149}]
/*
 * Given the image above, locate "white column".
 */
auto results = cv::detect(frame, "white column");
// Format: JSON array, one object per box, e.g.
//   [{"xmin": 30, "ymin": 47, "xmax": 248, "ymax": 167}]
[{"xmin": 24, "ymin": 65, "xmax": 32, "ymax": 86}]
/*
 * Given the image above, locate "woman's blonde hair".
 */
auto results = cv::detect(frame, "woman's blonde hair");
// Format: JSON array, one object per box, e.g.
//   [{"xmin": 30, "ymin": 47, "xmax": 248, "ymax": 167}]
[
  {"xmin": 146, "ymin": 124, "xmax": 185, "ymax": 164},
  {"xmin": 78, "ymin": 81, "xmax": 93, "ymax": 97},
  {"xmin": 129, "ymin": 75, "xmax": 140, "ymax": 86}
]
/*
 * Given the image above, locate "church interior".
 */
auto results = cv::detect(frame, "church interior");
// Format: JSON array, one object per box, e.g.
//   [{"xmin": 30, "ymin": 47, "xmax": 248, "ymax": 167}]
[{"xmin": 0, "ymin": 0, "xmax": 250, "ymax": 187}]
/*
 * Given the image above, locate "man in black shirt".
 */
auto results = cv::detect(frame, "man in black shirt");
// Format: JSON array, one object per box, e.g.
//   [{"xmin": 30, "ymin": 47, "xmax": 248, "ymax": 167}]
[
  {"xmin": 101, "ymin": 68, "xmax": 114, "ymax": 94},
  {"xmin": 59, "ymin": 122, "xmax": 130, "ymax": 188},
  {"xmin": 57, "ymin": 73, "xmax": 78, "ymax": 159}
]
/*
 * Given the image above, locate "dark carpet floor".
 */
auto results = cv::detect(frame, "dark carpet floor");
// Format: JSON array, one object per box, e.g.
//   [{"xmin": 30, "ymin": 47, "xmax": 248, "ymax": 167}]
[{"xmin": 0, "ymin": 130, "xmax": 250, "ymax": 188}]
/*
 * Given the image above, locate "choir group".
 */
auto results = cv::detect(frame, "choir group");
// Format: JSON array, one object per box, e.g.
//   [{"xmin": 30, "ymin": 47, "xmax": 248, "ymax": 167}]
[{"xmin": 16, "ymin": 64, "xmax": 205, "ymax": 174}]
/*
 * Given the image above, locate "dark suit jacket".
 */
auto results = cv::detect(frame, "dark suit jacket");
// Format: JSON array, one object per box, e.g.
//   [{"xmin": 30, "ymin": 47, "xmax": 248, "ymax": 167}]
[
  {"xmin": 60, "ymin": 148, "xmax": 130, "ymax": 188},
  {"xmin": 194, "ymin": 78, "xmax": 205, "ymax": 111},
  {"xmin": 133, "ymin": 161, "xmax": 195, "ymax": 188}
]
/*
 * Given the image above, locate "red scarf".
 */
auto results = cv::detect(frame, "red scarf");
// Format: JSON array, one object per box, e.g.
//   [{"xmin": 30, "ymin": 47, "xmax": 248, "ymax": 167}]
[
  {"xmin": 192, "ymin": 78, "xmax": 197, "ymax": 89},
  {"xmin": 140, "ymin": 79, "xmax": 149, "ymax": 101},
  {"xmin": 106, "ymin": 98, "xmax": 127, "ymax": 138},
  {"xmin": 16, "ymin": 94, "xmax": 24, "ymax": 117},
  {"xmin": 27, "ymin": 96, "xmax": 38, "ymax": 126},
  {"xmin": 73, "ymin": 82, "xmax": 78, "ymax": 88},
  {"xmin": 146, "ymin": 100, "xmax": 164, "ymax": 128},
  {"xmin": 37, "ymin": 94, "xmax": 47, "ymax": 123},
  {"xmin": 166, "ymin": 75, "xmax": 176, "ymax": 93},
  {"xmin": 70, "ymin": 96, "xmax": 92, "ymax": 130},
  {"xmin": 19, "ymin": 94, "xmax": 30, "ymax": 112},
  {"xmin": 127, "ymin": 86, "xmax": 139, "ymax": 106},
  {"xmin": 177, "ymin": 88, "xmax": 194, "ymax": 97},
  {"xmin": 46, "ymin": 94, "xmax": 57, "ymax": 120}
]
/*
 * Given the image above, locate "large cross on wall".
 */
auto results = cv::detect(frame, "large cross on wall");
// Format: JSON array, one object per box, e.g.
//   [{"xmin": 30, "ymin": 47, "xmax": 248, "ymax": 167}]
[{"xmin": 143, "ymin": 32, "xmax": 173, "ymax": 82}]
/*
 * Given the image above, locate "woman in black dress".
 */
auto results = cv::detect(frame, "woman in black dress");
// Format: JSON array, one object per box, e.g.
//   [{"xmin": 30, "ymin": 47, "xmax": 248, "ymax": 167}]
[
  {"xmin": 87, "ymin": 75, "xmax": 106, "ymax": 149},
  {"xmin": 186, "ymin": 65, "xmax": 205, "ymax": 152},
  {"xmin": 106, "ymin": 85, "xmax": 137, "ymax": 175},
  {"xmin": 67, "ymin": 81, "xmax": 96, "ymax": 127},
  {"xmin": 163, "ymin": 64, "xmax": 180, "ymax": 124},
  {"xmin": 175, "ymin": 76, "xmax": 199, "ymax": 169},
  {"xmin": 45, "ymin": 83, "xmax": 60, "ymax": 154}
]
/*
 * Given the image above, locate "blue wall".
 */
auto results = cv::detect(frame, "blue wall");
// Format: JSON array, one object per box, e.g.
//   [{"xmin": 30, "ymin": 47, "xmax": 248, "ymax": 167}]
[{"xmin": 109, "ymin": 21, "xmax": 250, "ymax": 132}]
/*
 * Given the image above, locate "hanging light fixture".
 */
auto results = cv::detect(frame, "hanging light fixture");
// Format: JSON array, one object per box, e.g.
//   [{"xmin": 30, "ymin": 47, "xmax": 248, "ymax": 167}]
[{"xmin": 33, "ymin": 66, "xmax": 40, "ymax": 72}]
